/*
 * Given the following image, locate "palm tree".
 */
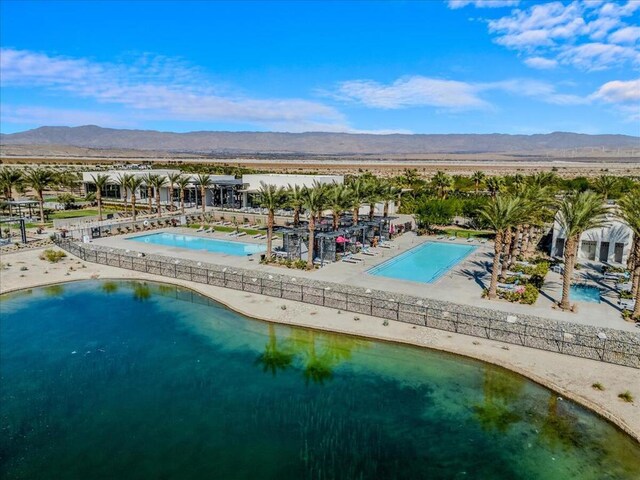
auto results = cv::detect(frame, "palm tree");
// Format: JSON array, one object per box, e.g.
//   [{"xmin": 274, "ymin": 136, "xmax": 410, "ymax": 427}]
[
  {"xmin": 143, "ymin": 173, "xmax": 158, "ymax": 214},
  {"xmin": 364, "ymin": 177, "xmax": 382, "ymax": 221},
  {"xmin": 592, "ymin": 175, "xmax": 620, "ymax": 201},
  {"xmin": 302, "ymin": 185, "xmax": 327, "ymax": 269},
  {"xmin": 327, "ymin": 184, "xmax": 353, "ymax": 231},
  {"xmin": 115, "ymin": 173, "xmax": 133, "ymax": 215},
  {"xmin": 127, "ymin": 176, "xmax": 145, "ymax": 221},
  {"xmin": 23, "ymin": 168, "xmax": 54, "ymax": 223},
  {"xmin": 165, "ymin": 172, "xmax": 182, "ymax": 212},
  {"xmin": 478, "ymin": 195, "xmax": 527, "ymax": 299},
  {"xmin": 91, "ymin": 173, "xmax": 110, "ymax": 221},
  {"xmin": 195, "ymin": 173, "xmax": 212, "ymax": 213},
  {"xmin": 431, "ymin": 171, "xmax": 453, "ymax": 199},
  {"xmin": 485, "ymin": 177, "xmax": 504, "ymax": 198},
  {"xmin": 380, "ymin": 183, "xmax": 401, "ymax": 218},
  {"xmin": 151, "ymin": 175, "xmax": 168, "ymax": 218},
  {"xmin": 349, "ymin": 177, "xmax": 368, "ymax": 225},
  {"xmin": 471, "ymin": 171, "xmax": 485, "ymax": 194},
  {"xmin": 258, "ymin": 182, "xmax": 285, "ymax": 261},
  {"xmin": 286, "ymin": 184, "xmax": 305, "ymax": 227},
  {"xmin": 0, "ymin": 167, "xmax": 23, "ymax": 200},
  {"xmin": 617, "ymin": 192, "xmax": 640, "ymax": 320},
  {"xmin": 175, "ymin": 175, "xmax": 192, "ymax": 214},
  {"xmin": 556, "ymin": 191, "xmax": 608, "ymax": 311}
]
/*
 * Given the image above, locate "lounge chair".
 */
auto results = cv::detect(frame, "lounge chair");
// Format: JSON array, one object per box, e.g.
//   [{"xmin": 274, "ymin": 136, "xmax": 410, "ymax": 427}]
[
  {"xmin": 497, "ymin": 283, "xmax": 518, "ymax": 291},
  {"xmin": 479, "ymin": 239, "xmax": 488, "ymax": 244},
  {"xmin": 228, "ymin": 231, "xmax": 239, "ymax": 237},
  {"xmin": 552, "ymin": 264, "xmax": 564, "ymax": 274},
  {"xmin": 436, "ymin": 235, "xmax": 445, "ymax": 240},
  {"xmin": 271, "ymin": 235, "xmax": 279, "ymax": 240},
  {"xmin": 360, "ymin": 249, "xmax": 378, "ymax": 256},
  {"xmin": 252, "ymin": 233, "xmax": 262, "ymax": 238},
  {"xmin": 619, "ymin": 298, "xmax": 636, "ymax": 310},
  {"xmin": 236, "ymin": 232, "xmax": 247, "ymax": 237},
  {"xmin": 448, "ymin": 236, "xmax": 456, "ymax": 241},
  {"xmin": 467, "ymin": 237, "xmax": 475, "ymax": 242},
  {"xmin": 257, "ymin": 235, "xmax": 267, "ymax": 240},
  {"xmin": 196, "ymin": 226, "xmax": 205, "ymax": 232},
  {"xmin": 204, "ymin": 227, "xmax": 213, "ymax": 234}
]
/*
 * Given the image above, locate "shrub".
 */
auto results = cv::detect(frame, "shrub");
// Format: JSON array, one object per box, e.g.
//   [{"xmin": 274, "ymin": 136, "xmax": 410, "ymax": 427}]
[
  {"xmin": 520, "ymin": 284, "xmax": 539, "ymax": 304},
  {"xmin": 618, "ymin": 391, "xmax": 634, "ymax": 403},
  {"xmin": 620, "ymin": 291, "xmax": 633, "ymax": 300},
  {"xmin": 40, "ymin": 249, "xmax": 67, "ymax": 263},
  {"xmin": 592, "ymin": 382, "xmax": 605, "ymax": 391}
]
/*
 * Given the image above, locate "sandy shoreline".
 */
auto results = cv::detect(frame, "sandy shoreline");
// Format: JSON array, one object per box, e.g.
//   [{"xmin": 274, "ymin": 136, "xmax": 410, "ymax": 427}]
[{"xmin": 1, "ymin": 247, "xmax": 639, "ymax": 442}]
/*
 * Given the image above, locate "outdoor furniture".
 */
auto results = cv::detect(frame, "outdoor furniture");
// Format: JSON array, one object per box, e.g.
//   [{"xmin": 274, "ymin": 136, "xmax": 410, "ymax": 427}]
[
  {"xmin": 236, "ymin": 232, "xmax": 247, "ymax": 237},
  {"xmin": 619, "ymin": 298, "xmax": 636, "ymax": 310},
  {"xmin": 448, "ymin": 236, "xmax": 456, "ymax": 241}
]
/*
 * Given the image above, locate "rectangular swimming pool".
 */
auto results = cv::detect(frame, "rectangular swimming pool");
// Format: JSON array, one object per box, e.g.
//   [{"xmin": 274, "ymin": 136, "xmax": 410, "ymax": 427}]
[
  {"xmin": 570, "ymin": 284, "xmax": 601, "ymax": 303},
  {"xmin": 367, "ymin": 241, "xmax": 476, "ymax": 284},
  {"xmin": 127, "ymin": 232, "xmax": 267, "ymax": 256}
]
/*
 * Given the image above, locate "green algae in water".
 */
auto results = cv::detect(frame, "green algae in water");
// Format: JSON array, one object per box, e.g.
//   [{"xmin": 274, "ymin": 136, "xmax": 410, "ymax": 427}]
[{"xmin": 1, "ymin": 280, "xmax": 639, "ymax": 480}]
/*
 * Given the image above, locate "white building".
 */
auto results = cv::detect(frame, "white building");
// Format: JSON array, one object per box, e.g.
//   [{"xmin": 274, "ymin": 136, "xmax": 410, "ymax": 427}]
[
  {"xmin": 240, "ymin": 173, "xmax": 343, "ymax": 207},
  {"xmin": 550, "ymin": 213, "xmax": 632, "ymax": 265}
]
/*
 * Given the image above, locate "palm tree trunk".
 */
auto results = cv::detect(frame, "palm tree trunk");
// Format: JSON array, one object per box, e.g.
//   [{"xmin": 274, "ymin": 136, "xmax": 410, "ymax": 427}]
[
  {"xmin": 97, "ymin": 191, "xmax": 103, "ymax": 221},
  {"xmin": 122, "ymin": 188, "xmax": 127, "ymax": 215},
  {"xmin": 500, "ymin": 228, "xmax": 512, "ymax": 281},
  {"xmin": 37, "ymin": 191, "xmax": 45, "ymax": 223},
  {"xmin": 383, "ymin": 201, "xmax": 389, "ymax": 218},
  {"xmin": 332, "ymin": 212, "xmax": 338, "ymax": 231},
  {"xmin": 307, "ymin": 216, "xmax": 315, "ymax": 269},
  {"xmin": 293, "ymin": 208, "xmax": 300, "ymax": 227},
  {"xmin": 353, "ymin": 207, "xmax": 359, "ymax": 225},
  {"xmin": 168, "ymin": 186, "xmax": 174, "ymax": 212},
  {"xmin": 559, "ymin": 235, "xmax": 577, "ymax": 310},
  {"xmin": 266, "ymin": 210, "xmax": 274, "ymax": 261},
  {"xmin": 488, "ymin": 230, "xmax": 503, "ymax": 299},
  {"xmin": 631, "ymin": 236, "xmax": 639, "ymax": 299},
  {"xmin": 201, "ymin": 186, "xmax": 206, "ymax": 213},
  {"xmin": 148, "ymin": 187, "xmax": 153, "ymax": 213},
  {"xmin": 509, "ymin": 225, "xmax": 522, "ymax": 264},
  {"xmin": 156, "ymin": 189, "xmax": 162, "ymax": 218},
  {"xmin": 131, "ymin": 194, "xmax": 137, "ymax": 221},
  {"xmin": 369, "ymin": 203, "xmax": 374, "ymax": 221},
  {"xmin": 180, "ymin": 190, "xmax": 185, "ymax": 214}
]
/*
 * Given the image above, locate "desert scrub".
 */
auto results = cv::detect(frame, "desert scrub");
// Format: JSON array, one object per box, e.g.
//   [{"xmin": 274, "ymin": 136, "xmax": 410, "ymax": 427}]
[
  {"xmin": 618, "ymin": 391, "xmax": 634, "ymax": 403},
  {"xmin": 591, "ymin": 382, "xmax": 605, "ymax": 391},
  {"xmin": 40, "ymin": 249, "xmax": 67, "ymax": 263}
]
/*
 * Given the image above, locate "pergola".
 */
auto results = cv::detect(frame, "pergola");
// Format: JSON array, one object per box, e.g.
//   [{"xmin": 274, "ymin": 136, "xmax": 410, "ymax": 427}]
[
  {"xmin": 4, "ymin": 200, "xmax": 39, "ymax": 219},
  {"xmin": 0, "ymin": 217, "xmax": 27, "ymax": 244}
]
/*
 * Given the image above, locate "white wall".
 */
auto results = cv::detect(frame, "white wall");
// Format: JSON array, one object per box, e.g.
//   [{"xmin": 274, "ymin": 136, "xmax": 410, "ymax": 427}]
[
  {"xmin": 551, "ymin": 217, "xmax": 632, "ymax": 264},
  {"xmin": 242, "ymin": 174, "xmax": 343, "ymax": 192}
]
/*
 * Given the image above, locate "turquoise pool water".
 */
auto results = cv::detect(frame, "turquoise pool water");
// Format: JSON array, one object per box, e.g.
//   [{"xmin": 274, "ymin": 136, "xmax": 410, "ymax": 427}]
[
  {"xmin": 570, "ymin": 284, "xmax": 602, "ymax": 303},
  {"xmin": 1, "ymin": 280, "xmax": 639, "ymax": 480},
  {"xmin": 127, "ymin": 232, "xmax": 266, "ymax": 256},
  {"xmin": 368, "ymin": 241, "xmax": 476, "ymax": 283}
]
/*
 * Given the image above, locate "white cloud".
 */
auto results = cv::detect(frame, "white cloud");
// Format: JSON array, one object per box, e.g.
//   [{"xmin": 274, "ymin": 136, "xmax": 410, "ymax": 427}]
[
  {"xmin": 608, "ymin": 26, "xmax": 640, "ymax": 44},
  {"xmin": 590, "ymin": 79, "xmax": 640, "ymax": 103},
  {"xmin": 483, "ymin": 0, "xmax": 640, "ymax": 70},
  {"xmin": 334, "ymin": 76, "xmax": 488, "ymax": 109},
  {"xmin": 0, "ymin": 48, "xmax": 348, "ymax": 132},
  {"xmin": 447, "ymin": 0, "xmax": 519, "ymax": 9},
  {"xmin": 333, "ymin": 75, "xmax": 588, "ymax": 110},
  {"xmin": 524, "ymin": 56, "xmax": 559, "ymax": 69}
]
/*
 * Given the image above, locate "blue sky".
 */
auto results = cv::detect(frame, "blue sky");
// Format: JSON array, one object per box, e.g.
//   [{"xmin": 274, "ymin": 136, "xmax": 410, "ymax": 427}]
[{"xmin": 1, "ymin": 0, "xmax": 639, "ymax": 135}]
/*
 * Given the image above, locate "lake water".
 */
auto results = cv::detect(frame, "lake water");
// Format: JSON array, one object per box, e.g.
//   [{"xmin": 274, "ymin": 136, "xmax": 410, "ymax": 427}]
[{"xmin": 1, "ymin": 280, "xmax": 638, "ymax": 480}]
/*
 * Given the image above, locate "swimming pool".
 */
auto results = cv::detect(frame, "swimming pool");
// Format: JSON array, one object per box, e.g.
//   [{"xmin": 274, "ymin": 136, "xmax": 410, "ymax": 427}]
[
  {"xmin": 368, "ymin": 241, "xmax": 476, "ymax": 283},
  {"xmin": 570, "ymin": 284, "xmax": 601, "ymax": 303},
  {"xmin": 127, "ymin": 232, "xmax": 266, "ymax": 256}
]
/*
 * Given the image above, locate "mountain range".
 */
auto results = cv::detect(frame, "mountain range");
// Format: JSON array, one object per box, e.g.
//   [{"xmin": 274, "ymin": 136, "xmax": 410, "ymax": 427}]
[{"xmin": 1, "ymin": 125, "xmax": 638, "ymax": 155}]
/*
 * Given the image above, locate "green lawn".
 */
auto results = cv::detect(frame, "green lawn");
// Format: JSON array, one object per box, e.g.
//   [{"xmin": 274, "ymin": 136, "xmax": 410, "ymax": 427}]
[
  {"xmin": 437, "ymin": 227, "xmax": 494, "ymax": 239},
  {"xmin": 48, "ymin": 209, "xmax": 118, "ymax": 220},
  {"xmin": 188, "ymin": 224, "xmax": 278, "ymax": 237}
]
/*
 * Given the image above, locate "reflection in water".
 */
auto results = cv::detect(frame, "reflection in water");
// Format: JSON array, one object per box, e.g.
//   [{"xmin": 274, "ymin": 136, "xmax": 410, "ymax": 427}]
[
  {"xmin": 256, "ymin": 324, "xmax": 294, "ymax": 376},
  {"xmin": 130, "ymin": 281, "xmax": 151, "ymax": 301},
  {"xmin": 101, "ymin": 281, "xmax": 119, "ymax": 294},
  {"xmin": 474, "ymin": 365, "xmax": 524, "ymax": 433},
  {"xmin": 43, "ymin": 284, "xmax": 65, "ymax": 297}
]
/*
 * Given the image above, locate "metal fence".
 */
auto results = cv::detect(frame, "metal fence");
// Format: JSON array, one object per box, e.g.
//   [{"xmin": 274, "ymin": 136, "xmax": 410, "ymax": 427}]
[{"xmin": 54, "ymin": 236, "xmax": 640, "ymax": 368}]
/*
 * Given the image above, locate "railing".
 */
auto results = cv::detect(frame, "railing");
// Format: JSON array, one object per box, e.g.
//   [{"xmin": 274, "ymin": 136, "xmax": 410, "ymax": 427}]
[{"xmin": 54, "ymin": 236, "xmax": 640, "ymax": 368}]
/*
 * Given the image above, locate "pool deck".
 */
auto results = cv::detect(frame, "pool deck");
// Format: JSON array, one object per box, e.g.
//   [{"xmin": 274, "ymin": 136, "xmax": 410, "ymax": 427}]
[
  {"xmin": 1, "ymin": 246, "xmax": 639, "ymax": 441},
  {"xmin": 91, "ymin": 228, "xmax": 636, "ymax": 333}
]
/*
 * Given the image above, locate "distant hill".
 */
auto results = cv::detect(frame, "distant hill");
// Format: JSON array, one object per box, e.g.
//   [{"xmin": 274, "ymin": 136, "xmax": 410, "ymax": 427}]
[{"xmin": 1, "ymin": 125, "xmax": 638, "ymax": 155}]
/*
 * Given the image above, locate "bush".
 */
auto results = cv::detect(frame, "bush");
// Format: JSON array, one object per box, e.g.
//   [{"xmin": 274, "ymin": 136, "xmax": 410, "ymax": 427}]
[
  {"xmin": 592, "ymin": 382, "xmax": 605, "ymax": 391},
  {"xmin": 40, "ymin": 249, "xmax": 67, "ymax": 263},
  {"xmin": 618, "ymin": 391, "xmax": 634, "ymax": 403},
  {"xmin": 520, "ymin": 284, "xmax": 539, "ymax": 304}
]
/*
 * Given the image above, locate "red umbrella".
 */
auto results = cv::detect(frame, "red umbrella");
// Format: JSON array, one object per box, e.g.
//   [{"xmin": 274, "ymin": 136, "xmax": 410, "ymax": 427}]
[{"xmin": 336, "ymin": 236, "xmax": 349, "ymax": 243}]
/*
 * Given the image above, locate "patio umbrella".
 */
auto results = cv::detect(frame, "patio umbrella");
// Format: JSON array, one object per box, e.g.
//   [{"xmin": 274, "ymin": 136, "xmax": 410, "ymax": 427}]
[{"xmin": 336, "ymin": 235, "xmax": 349, "ymax": 253}]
